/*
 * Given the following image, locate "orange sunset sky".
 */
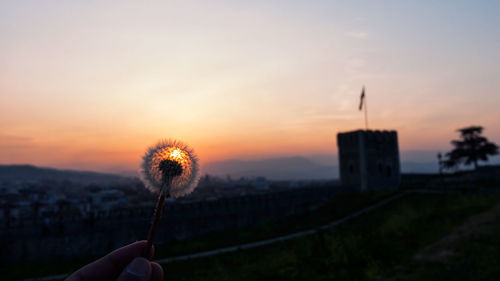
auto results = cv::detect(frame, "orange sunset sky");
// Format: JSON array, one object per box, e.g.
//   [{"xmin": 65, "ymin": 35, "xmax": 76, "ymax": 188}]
[{"xmin": 1, "ymin": 1, "xmax": 500, "ymax": 173}]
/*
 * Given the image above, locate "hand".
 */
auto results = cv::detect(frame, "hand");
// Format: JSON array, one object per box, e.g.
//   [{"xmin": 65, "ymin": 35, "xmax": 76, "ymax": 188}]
[{"xmin": 66, "ymin": 241, "xmax": 163, "ymax": 281}]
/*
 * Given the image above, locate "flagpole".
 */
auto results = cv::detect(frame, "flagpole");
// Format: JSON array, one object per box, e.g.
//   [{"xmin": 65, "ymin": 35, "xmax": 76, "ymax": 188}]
[{"xmin": 364, "ymin": 92, "xmax": 368, "ymax": 130}]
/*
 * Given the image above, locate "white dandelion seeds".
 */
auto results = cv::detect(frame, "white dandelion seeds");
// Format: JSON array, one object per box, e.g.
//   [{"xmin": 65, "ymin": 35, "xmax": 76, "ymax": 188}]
[
  {"xmin": 140, "ymin": 139, "xmax": 200, "ymax": 198},
  {"xmin": 140, "ymin": 139, "xmax": 200, "ymax": 259}
]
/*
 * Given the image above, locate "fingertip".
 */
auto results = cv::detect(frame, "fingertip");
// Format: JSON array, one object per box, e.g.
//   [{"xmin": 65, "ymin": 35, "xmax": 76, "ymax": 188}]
[
  {"xmin": 151, "ymin": 262, "xmax": 164, "ymax": 281},
  {"xmin": 116, "ymin": 257, "xmax": 152, "ymax": 281}
]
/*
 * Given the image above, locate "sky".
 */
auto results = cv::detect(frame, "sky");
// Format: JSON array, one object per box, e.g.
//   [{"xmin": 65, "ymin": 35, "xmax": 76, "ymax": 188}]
[{"xmin": 1, "ymin": 0, "xmax": 499, "ymax": 173}]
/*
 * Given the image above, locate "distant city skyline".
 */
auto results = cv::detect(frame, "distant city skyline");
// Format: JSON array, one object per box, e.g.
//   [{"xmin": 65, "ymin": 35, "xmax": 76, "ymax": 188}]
[{"xmin": 1, "ymin": 1, "xmax": 499, "ymax": 172}]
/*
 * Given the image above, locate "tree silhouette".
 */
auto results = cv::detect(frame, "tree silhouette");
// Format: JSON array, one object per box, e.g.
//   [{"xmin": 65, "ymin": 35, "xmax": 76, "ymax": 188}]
[
  {"xmin": 437, "ymin": 152, "xmax": 443, "ymax": 175},
  {"xmin": 445, "ymin": 126, "xmax": 498, "ymax": 170}
]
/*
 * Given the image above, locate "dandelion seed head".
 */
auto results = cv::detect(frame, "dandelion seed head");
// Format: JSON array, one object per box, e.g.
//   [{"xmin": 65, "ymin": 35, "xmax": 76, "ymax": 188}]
[{"xmin": 140, "ymin": 139, "xmax": 200, "ymax": 198}]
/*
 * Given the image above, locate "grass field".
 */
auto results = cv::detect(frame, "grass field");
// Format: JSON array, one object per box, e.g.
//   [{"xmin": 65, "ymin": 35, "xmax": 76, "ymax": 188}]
[
  {"xmin": 2, "ymin": 189, "xmax": 499, "ymax": 280},
  {"xmin": 162, "ymin": 192, "xmax": 499, "ymax": 281},
  {"xmin": 154, "ymin": 188, "xmax": 395, "ymax": 258}
]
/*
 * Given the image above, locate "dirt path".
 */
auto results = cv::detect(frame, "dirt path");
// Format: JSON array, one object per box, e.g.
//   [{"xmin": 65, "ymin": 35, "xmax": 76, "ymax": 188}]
[
  {"xmin": 414, "ymin": 203, "xmax": 500, "ymax": 263},
  {"xmin": 386, "ymin": 202, "xmax": 500, "ymax": 280}
]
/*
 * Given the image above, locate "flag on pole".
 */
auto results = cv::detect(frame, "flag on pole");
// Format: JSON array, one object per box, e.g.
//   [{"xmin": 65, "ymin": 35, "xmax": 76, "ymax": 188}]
[{"xmin": 359, "ymin": 86, "xmax": 365, "ymax": 111}]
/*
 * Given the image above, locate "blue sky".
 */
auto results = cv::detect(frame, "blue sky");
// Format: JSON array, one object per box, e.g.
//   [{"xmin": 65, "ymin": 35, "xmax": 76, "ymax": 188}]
[{"xmin": 1, "ymin": 0, "xmax": 499, "ymax": 171}]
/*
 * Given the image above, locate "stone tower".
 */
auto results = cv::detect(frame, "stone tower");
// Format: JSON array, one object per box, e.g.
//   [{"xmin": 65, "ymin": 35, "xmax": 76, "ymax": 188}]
[{"xmin": 337, "ymin": 130, "xmax": 401, "ymax": 190}]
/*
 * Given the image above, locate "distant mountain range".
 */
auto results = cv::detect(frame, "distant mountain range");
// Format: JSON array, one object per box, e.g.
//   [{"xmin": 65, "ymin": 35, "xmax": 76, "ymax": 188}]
[
  {"xmin": 3, "ymin": 153, "xmax": 499, "ymax": 183},
  {"xmin": 0, "ymin": 164, "xmax": 131, "ymax": 185},
  {"xmin": 203, "ymin": 156, "xmax": 338, "ymax": 180},
  {"xmin": 202, "ymin": 157, "xmax": 441, "ymax": 180}
]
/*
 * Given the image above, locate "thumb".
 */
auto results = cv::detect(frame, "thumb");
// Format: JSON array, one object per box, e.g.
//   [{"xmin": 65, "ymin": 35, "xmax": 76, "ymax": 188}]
[{"xmin": 116, "ymin": 257, "xmax": 152, "ymax": 281}]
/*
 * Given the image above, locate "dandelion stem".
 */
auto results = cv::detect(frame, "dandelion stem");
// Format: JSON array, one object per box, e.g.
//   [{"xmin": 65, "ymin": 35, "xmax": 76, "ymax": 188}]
[
  {"xmin": 143, "ymin": 182, "xmax": 170, "ymax": 259},
  {"xmin": 143, "ymin": 159, "xmax": 183, "ymax": 259}
]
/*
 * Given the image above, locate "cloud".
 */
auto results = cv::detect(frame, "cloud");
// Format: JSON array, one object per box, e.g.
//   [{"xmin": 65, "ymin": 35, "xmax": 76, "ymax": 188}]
[
  {"xmin": 345, "ymin": 31, "xmax": 368, "ymax": 39},
  {"xmin": 346, "ymin": 57, "xmax": 366, "ymax": 69},
  {"xmin": 354, "ymin": 17, "xmax": 365, "ymax": 22},
  {"xmin": 0, "ymin": 134, "xmax": 33, "ymax": 149}
]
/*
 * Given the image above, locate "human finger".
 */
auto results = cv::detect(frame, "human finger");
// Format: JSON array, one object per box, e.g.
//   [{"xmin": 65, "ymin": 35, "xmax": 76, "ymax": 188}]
[
  {"xmin": 66, "ymin": 241, "xmax": 153, "ymax": 281},
  {"xmin": 150, "ymin": 262, "xmax": 164, "ymax": 281},
  {"xmin": 115, "ymin": 257, "xmax": 152, "ymax": 281}
]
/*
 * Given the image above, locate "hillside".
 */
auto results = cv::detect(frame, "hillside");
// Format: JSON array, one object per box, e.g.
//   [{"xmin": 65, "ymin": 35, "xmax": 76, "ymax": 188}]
[{"xmin": 0, "ymin": 164, "xmax": 131, "ymax": 186}]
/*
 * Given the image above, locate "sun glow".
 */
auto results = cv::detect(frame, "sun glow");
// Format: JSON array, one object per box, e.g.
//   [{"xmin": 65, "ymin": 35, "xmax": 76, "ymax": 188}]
[
  {"xmin": 152, "ymin": 147, "xmax": 189, "ymax": 173},
  {"xmin": 170, "ymin": 149, "xmax": 182, "ymax": 159}
]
